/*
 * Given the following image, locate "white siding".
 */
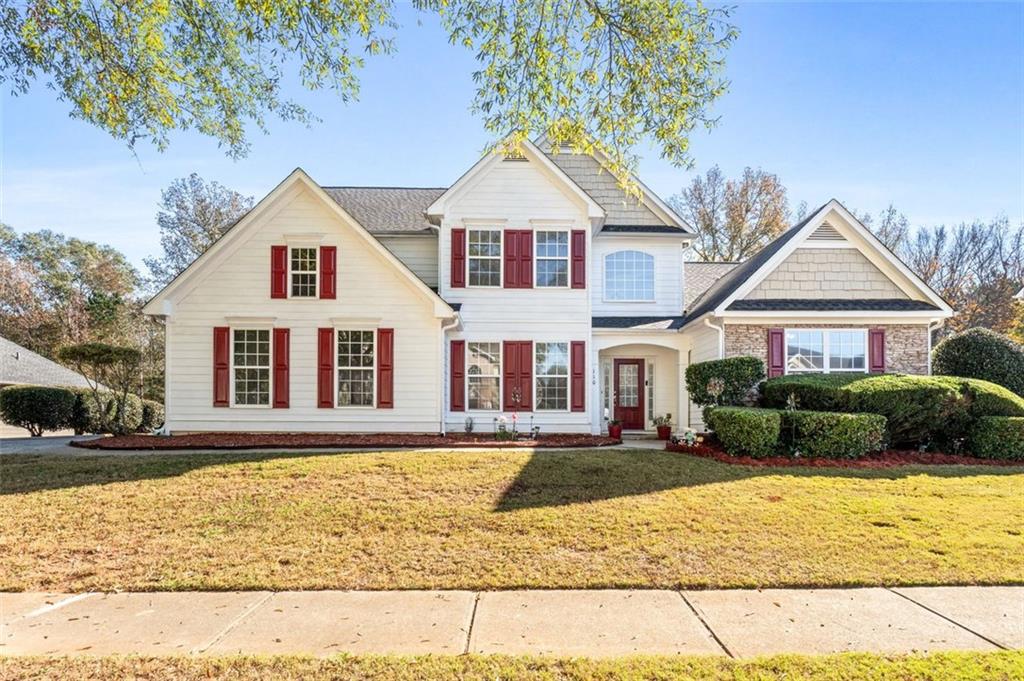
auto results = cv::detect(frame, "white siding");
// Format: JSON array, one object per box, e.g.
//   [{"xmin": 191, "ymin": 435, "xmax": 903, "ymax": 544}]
[
  {"xmin": 378, "ymin": 235, "xmax": 439, "ymax": 288},
  {"xmin": 164, "ymin": 184, "xmax": 443, "ymax": 433},
  {"xmin": 591, "ymin": 237, "xmax": 685, "ymax": 316}
]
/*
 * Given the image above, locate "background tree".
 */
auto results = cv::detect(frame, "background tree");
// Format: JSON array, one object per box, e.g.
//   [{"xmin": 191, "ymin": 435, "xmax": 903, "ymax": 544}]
[
  {"xmin": 58, "ymin": 343, "xmax": 143, "ymax": 436},
  {"xmin": 0, "ymin": 0, "xmax": 736, "ymax": 181},
  {"xmin": 144, "ymin": 174, "xmax": 254, "ymax": 289},
  {"xmin": 670, "ymin": 166, "xmax": 790, "ymax": 261}
]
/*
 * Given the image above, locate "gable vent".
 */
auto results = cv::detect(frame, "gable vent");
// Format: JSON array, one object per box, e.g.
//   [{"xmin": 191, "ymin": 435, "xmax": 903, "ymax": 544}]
[
  {"xmin": 807, "ymin": 222, "xmax": 846, "ymax": 242},
  {"xmin": 503, "ymin": 149, "xmax": 528, "ymax": 162}
]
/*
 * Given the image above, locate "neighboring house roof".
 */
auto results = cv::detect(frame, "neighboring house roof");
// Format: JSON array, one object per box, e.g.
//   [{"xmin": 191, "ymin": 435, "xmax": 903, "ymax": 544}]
[
  {"xmin": 727, "ymin": 299, "xmax": 942, "ymax": 312},
  {"xmin": 1016, "ymin": 286, "xmax": 1024, "ymax": 300},
  {"xmin": 684, "ymin": 261, "xmax": 740, "ymax": 310},
  {"xmin": 592, "ymin": 316, "xmax": 688, "ymax": 330},
  {"xmin": 0, "ymin": 336, "xmax": 93, "ymax": 389},
  {"xmin": 321, "ymin": 187, "xmax": 445, "ymax": 234}
]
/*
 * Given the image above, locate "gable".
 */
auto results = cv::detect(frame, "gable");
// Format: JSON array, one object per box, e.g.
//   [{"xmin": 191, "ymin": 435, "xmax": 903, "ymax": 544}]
[
  {"xmin": 744, "ymin": 248, "xmax": 908, "ymax": 300},
  {"xmin": 544, "ymin": 151, "xmax": 665, "ymax": 226}
]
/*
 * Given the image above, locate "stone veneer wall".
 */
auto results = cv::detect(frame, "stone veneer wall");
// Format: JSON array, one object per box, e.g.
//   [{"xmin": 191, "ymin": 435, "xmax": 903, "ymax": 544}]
[
  {"xmin": 724, "ymin": 324, "xmax": 930, "ymax": 375},
  {"xmin": 745, "ymin": 249, "xmax": 908, "ymax": 300}
]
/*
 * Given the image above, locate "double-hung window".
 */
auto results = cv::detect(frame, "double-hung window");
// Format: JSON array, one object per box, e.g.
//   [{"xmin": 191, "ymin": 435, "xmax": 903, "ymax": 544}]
[
  {"xmin": 604, "ymin": 250, "xmax": 654, "ymax": 301},
  {"xmin": 467, "ymin": 229, "xmax": 502, "ymax": 287},
  {"xmin": 467, "ymin": 342, "xmax": 501, "ymax": 410},
  {"xmin": 535, "ymin": 230, "xmax": 569, "ymax": 287},
  {"xmin": 290, "ymin": 247, "xmax": 318, "ymax": 298},
  {"xmin": 233, "ymin": 329, "xmax": 270, "ymax": 406},
  {"xmin": 535, "ymin": 342, "xmax": 569, "ymax": 410},
  {"xmin": 337, "ymin": 330, "xmax": 375, "ymax": 406},
  {"xmin": 786, "ymin": 329, "xmax": 866, "ymax": 374}
]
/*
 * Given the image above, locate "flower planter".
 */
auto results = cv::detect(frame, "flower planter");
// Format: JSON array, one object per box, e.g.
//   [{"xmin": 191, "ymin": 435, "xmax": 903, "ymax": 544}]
[
  {"xmin": 607, "ymin": 423, "xmax": 623, "ymax": 440},
  {"xmin": 656, "ymin": 425, "xmax": 672, "ymax": 440}
]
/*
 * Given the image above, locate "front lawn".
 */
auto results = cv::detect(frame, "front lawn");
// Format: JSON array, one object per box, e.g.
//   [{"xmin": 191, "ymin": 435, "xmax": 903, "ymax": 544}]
[
  {"xmin": 1, "ymin": 449, "xmax": 1021, "ymax": 591},
  {"xmin": 2, "ymin": 652, "xmax": 1022, "ymax": 681}
]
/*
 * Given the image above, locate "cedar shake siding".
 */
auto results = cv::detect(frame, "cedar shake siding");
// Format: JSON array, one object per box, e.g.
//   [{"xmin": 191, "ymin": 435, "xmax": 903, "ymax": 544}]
[
  {"xmin": 724, "ymin": 324, "xmax": 930, "ymax": 375},
  {"xmin": 744, "ymin": 249, "xmax": 908, "ymax": 300}
]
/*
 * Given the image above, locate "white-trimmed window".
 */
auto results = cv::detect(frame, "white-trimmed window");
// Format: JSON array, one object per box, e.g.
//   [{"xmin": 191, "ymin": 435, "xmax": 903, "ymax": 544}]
[
  {"xmin": 786, "ymin": 329, "xmax": 867, "ymax": 374},
  {"xmin": 604, "ymin": 250, "xmax": 654, "ymax": 301},
  {"xmin": 337, "ymin": 330, "xmax": 375, "ymax": 406},
  {"xmin": 467, "ymin": 342, "xmax": 501, "ymax": 410},
  {"xmin": 468, "ymin": 229, "xmax": 502, "ymax": 287},
  {"xmin": 290, "ymin": 247, "xmax": 318, "ymax": 298},
  {"xmin": 535, "ymin": 342, "xmax": 569, "ymax": 410},
  {"xmin": 535, "ymin": 230, "xmax": 569, "ymax": 287},
  {"xmin": 232, "ymin": 329, "xmax": 270, "ymax": 406}
]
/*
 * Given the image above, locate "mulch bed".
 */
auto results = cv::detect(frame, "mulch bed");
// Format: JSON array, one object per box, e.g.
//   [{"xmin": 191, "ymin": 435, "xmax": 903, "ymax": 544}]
[
  {"xmin": 665, "ymin": 441, "xmax": 1022, "ymax": 468},
  {"xmin": 70, "ymin": 432, "xmax": 622, "ymax": 451}
]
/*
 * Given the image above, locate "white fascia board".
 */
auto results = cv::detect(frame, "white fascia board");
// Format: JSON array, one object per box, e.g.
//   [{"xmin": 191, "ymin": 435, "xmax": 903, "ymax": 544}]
[{"xmin": 721, "ymin": 312, "xmax": 945, "ymax": 325}]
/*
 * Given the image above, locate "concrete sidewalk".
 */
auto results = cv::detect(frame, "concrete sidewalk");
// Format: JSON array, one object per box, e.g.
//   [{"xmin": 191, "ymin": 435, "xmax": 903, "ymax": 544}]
[{"xmin": 2, "ymin": 587, "xmax": 1021, "ymax": 658}]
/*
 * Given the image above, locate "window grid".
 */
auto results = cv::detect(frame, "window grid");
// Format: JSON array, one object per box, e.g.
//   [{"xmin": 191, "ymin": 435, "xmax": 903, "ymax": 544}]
[
  {"xmin": 535, "ymin": 230, "xmax": 569, "ymax": 287},
  {"xmin": 604, "ymin": 251, "xmax": 654, "ymax": 301},
  {"xmin": 232, "ymin": 329, "xmax": 270, "ymax": 406},
  {"xmin": 467, "ymin": 342, "xmax": 501, "ymax": 410},
  {"xmin": 786, "ymin": 329, "xmax": 868, "ymax": 374},
  {"xmin": 290, "ymin": 247, "xmax": 318, "ymax": 298},
  {"xmin": 535, "ymin": 342, "xmax": 569, "ymax": 410},
  {"xmin": 467, "ymin": 229, "xmax": 502, "ymax": 287},
  {"xmin": 337, "ymin": 330, "xmax": 375, "ymax": 407}
]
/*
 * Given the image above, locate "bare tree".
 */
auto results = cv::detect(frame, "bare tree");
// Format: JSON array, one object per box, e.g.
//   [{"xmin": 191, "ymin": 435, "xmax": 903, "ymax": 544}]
[
  {"xmin": 671, "ymin": 166, "xmax": 789, "ymax": 262},
  {"xmin": 854, "ymin": 204, "xmax": 911, "ymax": 253}
]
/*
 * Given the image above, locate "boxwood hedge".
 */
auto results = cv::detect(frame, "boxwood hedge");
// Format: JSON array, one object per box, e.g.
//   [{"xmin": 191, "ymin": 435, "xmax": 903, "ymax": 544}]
[
  {"xmin": 781, "ymin": 410, "xmax": 887, "ymax": 459},
  {"xmin": 69, "ymin": 388, "xmax": 144, "ymax": 434},
  {"xmin": 705, "ymin": 407, "xmax": 781, "ymax": 458},
  {"xmin": 968, "ymin": 417, "xmax": 1024, "ymax": 461},
  {"xmin": 932, "ymin": 328, "xmax": 1024, "ymax": 397},
  {"xmin": 0, "ymin": 386, "xmax": 77, "ymax": 436},
  {"xmin": 685, "ymin": 356, "xmax": 766, "ymax": 407}
]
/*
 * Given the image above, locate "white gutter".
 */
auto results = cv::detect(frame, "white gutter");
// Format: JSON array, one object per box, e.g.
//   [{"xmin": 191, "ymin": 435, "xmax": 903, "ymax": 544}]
[
  {"xmin": 927, "ymin": 318, "xmax": 944, "ymax": 375},
  {"xmin": 438, "ymin": 315, "xmax": 461, "ymax": 435},
  {"xmin": 704, "ymin": 317, "xmax": 725, "ymax": 359}
]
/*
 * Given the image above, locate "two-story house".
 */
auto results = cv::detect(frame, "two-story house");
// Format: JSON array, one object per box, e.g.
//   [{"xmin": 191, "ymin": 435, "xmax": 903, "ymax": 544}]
[{"xmin": 142, "ymin": 141, "xmax": 952, "ymax": 434}]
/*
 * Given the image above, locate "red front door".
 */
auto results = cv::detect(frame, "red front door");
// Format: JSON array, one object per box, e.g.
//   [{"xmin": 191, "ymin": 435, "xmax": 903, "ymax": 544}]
[{"xmin": 613, "ymin": 359, "xmax": 644, "ymax": 430}]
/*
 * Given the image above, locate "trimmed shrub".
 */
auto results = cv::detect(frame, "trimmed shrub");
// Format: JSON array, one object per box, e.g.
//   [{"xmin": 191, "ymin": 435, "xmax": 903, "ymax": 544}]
[
  {"xmin": 782, "ymin": 410, "xmax": 887, "ymax": 459},
  {"xmin": 969, "ymin": 417, "xmax": 1024, "ymax": 460},
  {"xmin": 139, "ymin": 400, "xmax": 165, "ymax": 431},
  {"xmin": 0, "ymin": 386, "xmax": 76, "ymax": 436},
  {"xmin": 761, "ymin": 374, "xmax": 862, "ymax": 412},
  {"xmin": 706, "ymin": 407, "xmax": 780, "ymax": 458},
  {"xmin": 686, "ymin": 356, "xmax": 766, "ymax": 407},
  {"xmin": 69, "ymin": 388, "xmax": 144, "ymax": 435},
  {"xmin": 933, "ymin": 328, "xmax": 1024, "ymax": 397}
]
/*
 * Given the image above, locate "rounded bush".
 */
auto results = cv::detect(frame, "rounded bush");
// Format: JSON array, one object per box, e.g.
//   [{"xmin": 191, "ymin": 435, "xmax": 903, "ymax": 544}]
[
  {"xmin": 969, "ymin": 416, "xmax": 1024, "ymax": 460},
  {"xmin": 0, "ymin": 385, "xmax": 76, "ymax": 436},
  {"xmin": 761, "ymin": 374, "xmax": 861, "ymax": 412},
  {"xmin": 782, "ymin": 410, "xmax": 887, "ymax": 459},
  {"xmin": 706, "ymin": 406, "xmax": 780, "ymax": 458},
  {"xmin": 139, "ymin": 400, "xmax": 165, "ymax": 431},
  {"xmin": 686, "ymin": 356, "xmax": 766, "ymax": 407},
  {"xmin": 69, "ymin": 388, "xmax": 144, "ymax": 434},
  {"xmin": 933, "ymin": 328, "xmax": 1024, "ymax": 397}
]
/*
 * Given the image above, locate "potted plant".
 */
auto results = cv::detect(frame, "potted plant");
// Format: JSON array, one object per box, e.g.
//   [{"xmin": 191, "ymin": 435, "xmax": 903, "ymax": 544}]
[
  {"xmin": 653, "ymin": 414, "xmax": 673, "ymax": 440},
  {"xmin": 607, "ymin": 418, "xmax": 623, "ymax": 440}
]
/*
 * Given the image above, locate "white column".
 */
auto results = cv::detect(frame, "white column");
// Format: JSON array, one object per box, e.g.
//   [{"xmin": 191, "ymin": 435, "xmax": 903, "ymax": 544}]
[{"xmin": 589, "ymin": 343, "xmax": 602, "ymax": 434}]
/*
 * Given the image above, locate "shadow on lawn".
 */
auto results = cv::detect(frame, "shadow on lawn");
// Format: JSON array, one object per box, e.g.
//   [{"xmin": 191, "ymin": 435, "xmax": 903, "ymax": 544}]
[{"xmin": 493, "ymin": 449, "xmax": 1024, "ymax": 512}]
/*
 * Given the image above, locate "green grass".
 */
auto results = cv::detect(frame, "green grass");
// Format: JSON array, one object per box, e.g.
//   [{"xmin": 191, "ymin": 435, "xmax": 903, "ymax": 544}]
[
  {"xmin": 1, "ymin": 449, "xmax": 1022, "ymax": 591},
  {"xmin": 1, "ymin": 652, "xmax": 1021, "ymax": 680}
]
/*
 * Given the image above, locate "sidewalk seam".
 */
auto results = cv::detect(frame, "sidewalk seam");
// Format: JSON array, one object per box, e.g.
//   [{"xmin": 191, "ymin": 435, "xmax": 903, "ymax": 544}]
[
  {"xmin": 886, "ymin": 587, "xmax": 1007, "ymax": 651},
  {"xmin": 678, "ymin": 591, "xmax": 733, "ymax": 658},
  {"xmin": 463, "ymin": 592, "xmax": 480, "ymax": 655},
  {"xmin": 17, "ymin": 592, "xmax": 97, "ymax": 622},
  {"xmin": 191, "ymin": 591, "xmax": 274, "ymax": 655}
]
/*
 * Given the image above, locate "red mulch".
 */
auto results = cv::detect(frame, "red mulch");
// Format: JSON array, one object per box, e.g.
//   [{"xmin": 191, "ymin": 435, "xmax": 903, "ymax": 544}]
[
  {"xmin": 664, "ymin": 441, "xmax": 1022, "ymax": 468},
  {"xmin": 70, "ymin": 432, "xmax": 621, "ymax": 451}
]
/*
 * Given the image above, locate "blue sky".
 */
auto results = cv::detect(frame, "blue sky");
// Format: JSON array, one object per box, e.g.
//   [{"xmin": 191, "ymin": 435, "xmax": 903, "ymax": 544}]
[{"xmin": 2, "ymin": 2, "xmax": 1021, "ymax": 269}]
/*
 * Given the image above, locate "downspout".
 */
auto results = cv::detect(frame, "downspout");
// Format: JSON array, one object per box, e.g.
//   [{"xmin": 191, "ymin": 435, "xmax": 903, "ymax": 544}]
[
  {"xmin": 927, "ymin": 319, "xmax": 943, "ymax": 375},
  {"xmin": 704, "ymin": 316, "xmax": 725, "ymax": 359},
  {"xmin": 438, "ymin": 315, "xmax": 461, "ymax": 435},
  {"xmin": 155, "ymin": 316, "xmax": 170, "ymax": 435}
]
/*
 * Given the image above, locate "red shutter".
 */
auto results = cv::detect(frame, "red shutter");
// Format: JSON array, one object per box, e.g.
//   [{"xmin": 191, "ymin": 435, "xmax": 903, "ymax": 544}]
[
  {"xmin": 767, "ymin": 328, "xmax": 785, "ymax": 378},
  {"xmin": 451, "ymin": 228, "xmax": 466, "ymax": 288},
  {"xmin": 503, "ymin": 230, "xmax": 519, "ymax": 288},
  {"xmin": 518, "ymin": 230, "xmax": 533, "ymax": 289},
  {"xmin": 503, "ymin": 341, "xmax": 533, "ymax": 410},
  {"xmin": 869, "ymin": 328, "xmax": 886, "ymax": 373},
  {"xmin": 570, "ymin": 340, "xmax": 585, "ymax": 412},
  {"xmin": 320, "ymin": 246, "xmax": 337, "ymax": 299},
  {"xmin": 570, "ymin": 230, "xmax": 586, "ymax": 289},
  {"xmin": 271, "ymin": 245, "xmax": 287, "ymax": 299},
  {"xmin": 317, "ymin": 328, "xmax": 334, "ymax": 408},
  {"xmin": 502, "ymin": 341, "xmax": 518, "ymax": 408},
  {"xmin": 377, "ymin": 328, "xmax": 394, "ymax": 408},
  {"xmin": 518, "ymin": 341, "xmax": 533, "ymax": 410},
  {"xmin": 272, "ymin": 328, "xmax": 290, "ymax": 408},
  {"xmin": 213, "ymin": 327, "xmax": 230, "ymax": 407},
  {"xmin": 450, "ymin": 340, "xmax": 465, "ymax": 412}
]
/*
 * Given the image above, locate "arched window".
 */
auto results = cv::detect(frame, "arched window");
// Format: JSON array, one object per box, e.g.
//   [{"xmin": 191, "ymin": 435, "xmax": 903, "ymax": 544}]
[{"xmin": 604, "ymin": 251, "xmax": 654, "ymax": 301}]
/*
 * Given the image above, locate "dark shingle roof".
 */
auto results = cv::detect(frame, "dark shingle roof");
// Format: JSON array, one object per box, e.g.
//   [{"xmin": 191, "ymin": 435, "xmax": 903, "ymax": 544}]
[
  {"xmin": 684, "ymin": 261, "xmax": 740, "ymax": 309},
  {"xmin": 592, "ymin": 316, "xmax": 688, "ymax": 330},
  {"xmin": 0, "ymin": 336, "xmax": 94, "ymax": 388},
  {"xmin": 600, "ymin": 224, "xmax": 689, "ymax": 234},
  {"xmin": 727, "ymin": 299, "xmax": 941, "ymax": 312},
  {"xmin": 322, "ymin": 187, "xmax": 445, "ymax": 234},
  {"xmin": 682, "ymin": 205, "xmax": 828, "ymax": 323}
]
